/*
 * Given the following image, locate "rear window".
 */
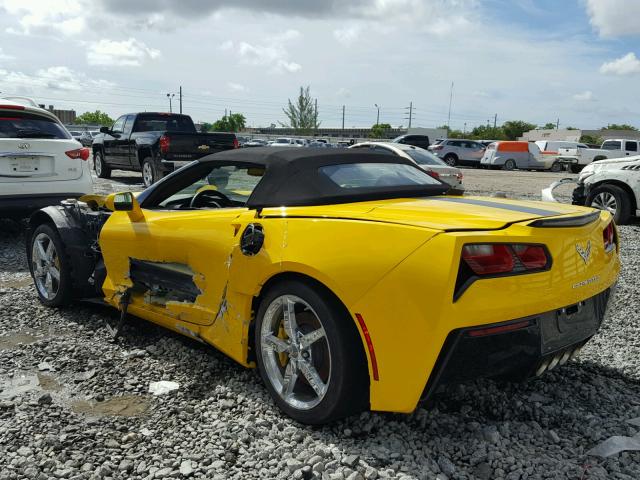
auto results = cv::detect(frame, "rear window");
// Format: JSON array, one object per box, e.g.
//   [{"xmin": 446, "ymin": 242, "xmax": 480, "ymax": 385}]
[
  {"xmin": 319, "ymin": 163, "xmax": 441, "ymax": 189},
  {"xmin": 602, "ymin": 141, "xmax": 621, "ymax": 150},
  {"xmin": 133, "ymin": 114, "xmax": 196, "ymax": 133},
  {"xmin": 0, "ymin": 112, "xmax": 70, "ymax": 139},
  {"xmin": 403, "ymin": 148, "xmax": 446, "ymax": 166}
]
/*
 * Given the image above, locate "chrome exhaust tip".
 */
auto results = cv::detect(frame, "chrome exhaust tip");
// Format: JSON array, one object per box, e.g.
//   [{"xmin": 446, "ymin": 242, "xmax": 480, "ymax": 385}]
[
  {"xmin": 547, "ymin": 354, "xmax": 561, "ymax": 371},
  {"xmin": 535, "ymin": 359, "xmax": 550, "ymax": 376}
]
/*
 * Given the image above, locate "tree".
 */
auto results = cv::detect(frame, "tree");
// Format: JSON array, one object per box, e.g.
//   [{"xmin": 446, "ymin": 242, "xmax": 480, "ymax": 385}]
[
  {"xmin": 74, "ymin": 110, "xmax": 114, "ymax": 126},
  {"xmin": 542, "ymin": 122, "xmax": 557, "ymax": 130},
  {"xmin": 580, "ymin": 134, "xmax": 603, "ymax": 146},
  {"xmin": 281, "ymin": 86, "xmax": 319, "ymax": 133},
  {"xmin": 369, "ymin": 123, "xmax": 392, "ymax": 138},
  {"xmin": 603, "ymin": 124, "xmax": 638, "ymax": 131},
  {"xmin": 208, "ymin": 113, "xmax": 246, "ymax": 132},
  {"xmin": 501, "ymin": 120, "xmax": 537, "ymax": 140},
  {"xmin": 468, "ymin": 125, "xmax": 506, "ymax": 141}
]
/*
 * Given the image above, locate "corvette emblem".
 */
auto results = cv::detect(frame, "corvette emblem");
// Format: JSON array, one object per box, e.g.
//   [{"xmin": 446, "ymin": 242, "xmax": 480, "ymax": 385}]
[
  {"xmin": 576, "ymin": 240, "xmax": 591, "ymax": 264},
  {"xmin": 17, "ymin": 143, "xmax": 30, "ymax": 150},
  {"xmin": 197, "ymin": 144, "xmax": 210, "ymax": 150}
]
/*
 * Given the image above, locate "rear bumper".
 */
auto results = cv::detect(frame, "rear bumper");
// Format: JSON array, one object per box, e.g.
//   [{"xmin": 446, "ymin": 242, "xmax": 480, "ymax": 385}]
[
  {"xmin": 421, "ymin": 288, "xmax": 613, "ymax": 401},
  {"xmin": 0, "ymin": 193, "xmax": 85, "ymax": 216}
]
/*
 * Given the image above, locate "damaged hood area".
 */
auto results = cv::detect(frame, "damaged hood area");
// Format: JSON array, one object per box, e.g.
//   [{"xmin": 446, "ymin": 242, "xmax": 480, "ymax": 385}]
[{"xmin": 262, "ymin": 196, "xmax": 595, "ymax": 231}]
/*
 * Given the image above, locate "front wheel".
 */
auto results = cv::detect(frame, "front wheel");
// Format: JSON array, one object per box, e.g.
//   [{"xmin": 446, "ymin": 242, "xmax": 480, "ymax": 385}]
[
  {"xmin": 587, "ymin": 184, "xmax": 632, "ymax": 225},
  {"xmin": 28, "ymin": 224, "xmax": 73, "ymax": 307},
  {"xmin": 550, "ymin": 161, "xmax": 563, "ymax": 173},
  {"xmin": 443, "ymin": 154, "xmax": 457, "ymax": 167},
  {"xmin": 255, "ymin": 281, "xmax": 368, "ymax": 424}
]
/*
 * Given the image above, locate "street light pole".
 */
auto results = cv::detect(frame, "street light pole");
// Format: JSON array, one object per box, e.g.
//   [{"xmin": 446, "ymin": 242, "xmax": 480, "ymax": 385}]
[
  {"xmin": 374, "ymin": 104, "xmax": 380, "ymax": 125},
  {"xmin": 166, "ymin": 93, "xmax": 175, "ymax": 113}
]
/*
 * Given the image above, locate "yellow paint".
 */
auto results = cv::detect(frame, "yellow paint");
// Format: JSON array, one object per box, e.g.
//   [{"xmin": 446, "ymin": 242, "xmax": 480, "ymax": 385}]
[{"xmin": 97, "ymin": 194, "xmax": 620, "ymax": 413}]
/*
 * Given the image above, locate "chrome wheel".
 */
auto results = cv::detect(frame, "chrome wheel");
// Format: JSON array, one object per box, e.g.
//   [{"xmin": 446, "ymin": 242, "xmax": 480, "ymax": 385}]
[
  {"xmin": 31, "ymin": 233, "xmax": 61, "ymax": 301},
  {"xmin": 591, "ymin": 192, "xmax": 617, "ymax": 215},
  {"xmin": 260, "ymin": 295, "xmax": 331, "ymax": 410},
  {"xmin": 142, "ymin": 161, "xmax": 154, "ymax": 187},
  {"xmin": 94, "ymin": 153, "xmax": 102, "ymax": 176}
]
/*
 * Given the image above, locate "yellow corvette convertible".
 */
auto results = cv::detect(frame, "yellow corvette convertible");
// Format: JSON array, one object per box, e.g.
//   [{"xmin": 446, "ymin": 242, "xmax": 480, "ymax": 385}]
[{"xmin": 27, "ymin": 148, "xmax": 619, "ymax": 424}]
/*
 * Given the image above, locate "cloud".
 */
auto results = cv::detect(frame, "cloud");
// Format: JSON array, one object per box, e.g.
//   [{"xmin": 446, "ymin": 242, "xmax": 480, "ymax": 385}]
[
  {"xmin": 225, "ymin": 30, "xmax": 302, "ymax": 73},
  {"xmin": 0, "ymin": 48, "xmax": 14, "ymax": 61},
  {"xmin": 585, "ymin": 0, "xmax": 640, "ymax": 37},
  {"xmin": 600, "ymin": 53, "xmax": 640, "ymax": 76},
  {"xmin": 572, "ymin": 91, "xmax": 594, "ymax": 101},
  {"xmin": 2, "ymin": 0, "xmax": 87, "ymax": 36},
  {"xmin": 0, "ymin": 66, "xmax": 114, "ymax": 93},
  {"xmin": 227, "ymin": 82, "xmax": 248, "ymax": 93},
  {"xmin": 334, "ymin": 25, "xmax": 361, "ymax": 45},
  {"xmin": 87, "ymin": 38, "xmax": 161, "ymax": 67}
]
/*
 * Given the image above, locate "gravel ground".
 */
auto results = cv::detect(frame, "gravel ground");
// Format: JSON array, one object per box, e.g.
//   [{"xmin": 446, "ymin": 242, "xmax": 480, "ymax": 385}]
[{"xmin": 1, "ymin": 169, "xmax": 640, "ymax": 480}]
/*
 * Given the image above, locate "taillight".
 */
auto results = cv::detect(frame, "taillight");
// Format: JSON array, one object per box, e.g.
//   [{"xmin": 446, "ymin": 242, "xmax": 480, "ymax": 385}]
[
  {"xmin": 426, "ymin": 169, "xmax": 440, "ymax": 179},
  {"xmin": 65, "ymin": 148, "xmax": 90, "ymax": 161},
  {"xmin": 159, "ymin": 135, "xmax": 170, "ymax": 154},
  {"xmin": 431, "ymin": 145, "xmax": 443, "ymax": 151},
  {"xmin": 461, "ymin": 243, "xmax": 550, "ymax": 275},
  {"xmin": 603, "ymin": 222, "xmax": 616, "ymax": 252},
  {"xmin": 0, "ymin": 104, "xmax": 25, "ymax": 110},
  {"xmin": 233, "ymin": 138, "xmax": 240, "ymax": 149},
  {"xmin": 462, "ymin": 244, "xmax": 514, "ymax": 274},
  {"xmin": 455, "ymin": 243, "xmax": 551, "ymax": 301}
]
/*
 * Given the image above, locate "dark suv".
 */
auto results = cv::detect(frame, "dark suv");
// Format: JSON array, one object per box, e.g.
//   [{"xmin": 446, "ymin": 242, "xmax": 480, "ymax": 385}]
[{"xmin": 391, "ymin": 134, "xmax": 431, "ymax": 150}]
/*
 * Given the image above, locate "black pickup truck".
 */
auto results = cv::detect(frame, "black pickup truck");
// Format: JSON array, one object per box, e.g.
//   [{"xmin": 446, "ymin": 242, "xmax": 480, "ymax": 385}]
[{"xmin": 92, "ymin": 112, "xmax": 238, "ymax": 187}]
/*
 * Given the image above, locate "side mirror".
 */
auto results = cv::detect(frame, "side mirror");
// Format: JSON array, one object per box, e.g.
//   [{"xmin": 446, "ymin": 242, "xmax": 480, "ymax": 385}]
[{"xmin": 107, "ymin": 192, "xmax": 144, "ymax": 221}]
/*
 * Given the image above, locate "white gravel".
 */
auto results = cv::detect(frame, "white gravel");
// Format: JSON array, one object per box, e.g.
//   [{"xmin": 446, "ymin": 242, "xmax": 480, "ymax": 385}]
[{"xmin": 1, "ymin": 170, "xmax": 639, "ymax": 479}]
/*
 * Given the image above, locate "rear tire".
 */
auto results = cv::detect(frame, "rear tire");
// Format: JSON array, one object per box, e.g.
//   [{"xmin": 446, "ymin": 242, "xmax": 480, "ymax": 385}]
[
  {"xmin": 28, "ymin": 224, "xmax": 73, "ymax": 307},
  {"xmin": 550, "ymin": 161, "xmax": 563, "ymax": 173},
  {"xmin": 94, "ymin": 150, "xmax": 111, "ymax": 179},
  {"xmin": 502, "ymin": 159, "xmax": 516, "ymax": 171},
  {"xmin": 443, "ymin": 154, "xmax": 458, "ymax": 167},
  {"xmin": 142, "ymin": 157, "xmax": 159, "ymax": 188},
  {"xmin": 254, "ymin": 280, "xmax": 368, "ymax": 424},
  {"xmin": 587, "ymin": 184, "xmax": 632, "ymax": 225}
]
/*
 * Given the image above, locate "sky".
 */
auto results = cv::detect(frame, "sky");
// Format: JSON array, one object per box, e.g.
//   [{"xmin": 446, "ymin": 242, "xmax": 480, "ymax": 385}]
[{"xmin": 0, "ymin": 0, "xmax": 639, "ymax": 130}]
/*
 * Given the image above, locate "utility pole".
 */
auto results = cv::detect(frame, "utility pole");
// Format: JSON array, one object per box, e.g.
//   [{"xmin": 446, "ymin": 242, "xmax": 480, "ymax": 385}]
[
  {"xmin": 404, "ymin": 102, "xmax": 414, "ymax": 129},
  {"xmin": 556, "ymin": 118, "xmax": 560, "ymax": 130},
  {"xmin": 447, "ymin": 82, "xmax": 454, "ymax": 130},
  {"xmin": 314, "ymin": 98, "xmax": 318, "ymax": 132},
  {"xmin": 463, "ymin": 122, "xmax": 467, "ymax": 135},
  {"xmin": 166, "ymin": 93, "xmax": 174, "ymax": 113},
  {"xmin": 493, "ymin": 113, "xmax": 497, "ymax": 129},
  {"xmin": 179, "ymin": 86, "xmax": 182, "ymax": 114},
  {"xmin": 374, "ymin": 104, "xmax": 380, "ymax": 125},
  {"xmin": 341, "ymin": 105, "xmax": 345, "ymax": 136}
]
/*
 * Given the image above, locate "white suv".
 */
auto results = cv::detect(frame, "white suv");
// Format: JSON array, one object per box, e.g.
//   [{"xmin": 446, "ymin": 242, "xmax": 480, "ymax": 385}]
[{"xmin": 0, "ymin": 98, "xmax": 92, "ymax": 217}]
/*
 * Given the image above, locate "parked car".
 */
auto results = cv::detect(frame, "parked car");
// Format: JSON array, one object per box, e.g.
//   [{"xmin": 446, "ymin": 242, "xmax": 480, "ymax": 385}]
[
  {"xmin": 244, "ymin": 139, "xmax": 268, "ymax": 147},
  {"xmin": 534, "ymin": 141, "xmax": 590, "ymax": 172},
  {"xmin": 26, "ymin": 148, "xmax": 618, "ymax": 424},
  {"xmin": 69, "ymin": 130, "xmax": 93, "ymax": 147},
  {"xmin": 0, "ymin": 98, "xmax": 92, "ymax": 217},
  {"xmin": 391, "ymin": 134, "xmax": 431, "ymax": 150},
  {"xmin": 542, "ymin": 155, "xmax": 640, "ymax": 224},
  {"xmin": 480, "ymin": 141, "xmax": 555, "ymax": 170},
  {"xmin": 428, "ymin": 139, "xmax": 485, "ymax": 166},
  {"xmin": 268, "ymin": 137, "xmax": 303, "ymax": 147},
  {"xmin": 556, "ymin": 139, "xmax": 640, "ymax": 173},
  {"xmin": 92, "ymin": 112, "xmax": 238, "ymax": 187},
  {"xmin": 350, "ymin": 142, "xmax": 463, "ymax": 192}
]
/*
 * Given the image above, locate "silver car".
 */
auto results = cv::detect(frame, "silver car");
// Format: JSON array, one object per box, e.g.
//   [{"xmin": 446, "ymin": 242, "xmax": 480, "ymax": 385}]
[
  {"xmin": 428, "ymin": 139, "xmax": 485, "ymax": 167},
  {"xmin": 349, "ymin": 142, "xmax": 464, "ymax": 192}
]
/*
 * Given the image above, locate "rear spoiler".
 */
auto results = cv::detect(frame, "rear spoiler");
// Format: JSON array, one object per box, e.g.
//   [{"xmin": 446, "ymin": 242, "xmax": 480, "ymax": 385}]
[{"xmin": 528, "ymin": 210, "xmax": 600, "ymax": 228}]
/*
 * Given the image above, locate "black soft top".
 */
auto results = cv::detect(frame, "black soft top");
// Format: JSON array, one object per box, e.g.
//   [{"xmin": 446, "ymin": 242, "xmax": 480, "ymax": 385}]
[
  {"xmin": 209, "ymin": 148, "xmax": 449, "ymax": 208},
  {"xmin": 140, "ymin": 147, "xmax": 450, "ymax": 209}
]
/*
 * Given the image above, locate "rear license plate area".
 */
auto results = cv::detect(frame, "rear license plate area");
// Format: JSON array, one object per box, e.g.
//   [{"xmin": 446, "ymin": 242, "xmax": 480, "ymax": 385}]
[{"xmin": 12, "ymin": 157, "xmax": 41, "ymax": 172}]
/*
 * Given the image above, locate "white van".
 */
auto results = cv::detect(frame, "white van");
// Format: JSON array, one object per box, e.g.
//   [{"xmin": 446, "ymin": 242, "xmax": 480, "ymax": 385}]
[{"xmin": 0, "ymin": 98, "xmax": 92, "ymax": 217}]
